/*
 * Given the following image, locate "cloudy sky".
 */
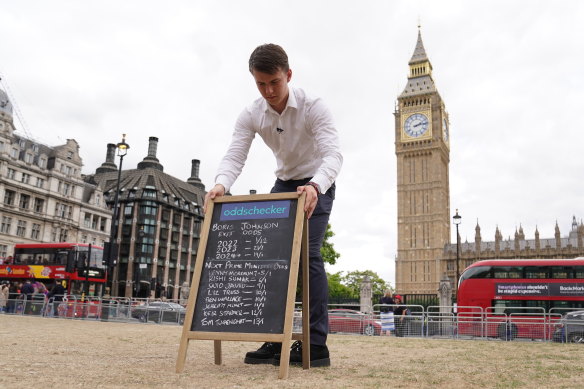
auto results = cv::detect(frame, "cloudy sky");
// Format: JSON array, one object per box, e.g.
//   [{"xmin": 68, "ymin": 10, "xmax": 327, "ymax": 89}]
[{"xmin": 1, "ymin": 1, "xmax": 583, "ymax": 286}]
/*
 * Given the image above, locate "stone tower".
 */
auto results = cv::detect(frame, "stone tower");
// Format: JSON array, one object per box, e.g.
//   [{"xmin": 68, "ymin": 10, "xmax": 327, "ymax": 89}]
[{"xmin": 394, "ymin": 28, "xmax": 451, "ymax": 295}]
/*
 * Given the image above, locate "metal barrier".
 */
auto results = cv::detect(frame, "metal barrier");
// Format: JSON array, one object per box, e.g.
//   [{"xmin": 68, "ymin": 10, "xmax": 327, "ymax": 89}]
[{"xmin": 3, "ymin": 299, "xmax": 583, "ymax": 344}]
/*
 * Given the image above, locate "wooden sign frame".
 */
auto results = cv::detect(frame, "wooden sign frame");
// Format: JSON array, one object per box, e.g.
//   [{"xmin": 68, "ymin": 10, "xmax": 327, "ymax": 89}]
[{"xmin": 176, "ymin": 192, "xmax": 310, "ymax": 379}]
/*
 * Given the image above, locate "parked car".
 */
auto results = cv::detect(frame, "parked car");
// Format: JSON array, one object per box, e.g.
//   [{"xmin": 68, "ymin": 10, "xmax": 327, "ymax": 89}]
[
  {"xmin": 328, "ymin": 309, "xmax": 381, "ymax": 336},
  {"xmin": 131, "ymin": 301, "xmax": 186, "ymax": 324},
  {"xmin": 553, "ymin": 310, "xmax": 584, "ymax": 343}
]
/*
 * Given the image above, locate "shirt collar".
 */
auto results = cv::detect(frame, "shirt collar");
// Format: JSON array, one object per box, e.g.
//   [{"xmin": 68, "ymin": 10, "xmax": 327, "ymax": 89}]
[{"xmin": 263, "ymin": 87, "xmax": 298, "ymax": 114}]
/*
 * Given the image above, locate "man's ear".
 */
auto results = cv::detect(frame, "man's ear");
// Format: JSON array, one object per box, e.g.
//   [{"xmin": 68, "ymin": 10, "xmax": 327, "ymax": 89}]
[{"xmin": 287, "ymin": 68, "xmax": 292, "ymax": 82}]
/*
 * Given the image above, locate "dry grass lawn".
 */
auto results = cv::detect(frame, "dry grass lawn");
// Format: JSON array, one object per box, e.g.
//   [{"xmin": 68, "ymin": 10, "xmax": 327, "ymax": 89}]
[{"xmin": 0, "ymin": 315, "xmax": 583, "ymax": 388}]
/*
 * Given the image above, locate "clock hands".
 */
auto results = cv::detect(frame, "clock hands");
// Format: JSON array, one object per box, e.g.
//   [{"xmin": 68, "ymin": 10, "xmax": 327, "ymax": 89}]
[{"xmin": 413, "ymin": 121, "xmax": 427, "ymax": 128}]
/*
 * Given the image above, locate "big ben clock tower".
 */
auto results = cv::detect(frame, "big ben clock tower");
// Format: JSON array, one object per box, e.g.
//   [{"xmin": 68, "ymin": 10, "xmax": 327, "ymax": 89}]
[{"xmin": 394, "ymin": 28, "xmax": 451, "ymax": 295}]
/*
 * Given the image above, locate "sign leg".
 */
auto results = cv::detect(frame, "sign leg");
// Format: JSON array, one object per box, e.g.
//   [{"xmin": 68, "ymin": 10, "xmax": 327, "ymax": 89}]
[
  {"xmin": 278, "ymin": 340, "xmax": 291, "ymax": 379},
  {"xmin": 214, "ymin": 340, "xmax": 222, "ymax": 365},
  {"xmin": 175, "ymin": 338, "xmax": 189, "ymax": 373},
  {"xmin": 301, "ymin": 217, "xmax": 310, "ymax": 370}
]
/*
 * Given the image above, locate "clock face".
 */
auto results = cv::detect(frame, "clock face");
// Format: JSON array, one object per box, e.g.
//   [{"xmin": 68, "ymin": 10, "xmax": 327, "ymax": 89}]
[
  {"xmin": 404, "ymin": 113, "xmax": 429, "ymax": 138},
  {"xmin": 442, "ymin": 118, "xmax": 449, "ymax": 141}
]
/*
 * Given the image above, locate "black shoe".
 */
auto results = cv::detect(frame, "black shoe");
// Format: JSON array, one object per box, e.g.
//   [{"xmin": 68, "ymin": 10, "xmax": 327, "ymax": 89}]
[
  {"xmin": 274, "ymin": 341, "xmax": 330, "ymax": 367},
  {"xmin": 244, "ymin": 342, "xmax": 282, "ymax": 365}
]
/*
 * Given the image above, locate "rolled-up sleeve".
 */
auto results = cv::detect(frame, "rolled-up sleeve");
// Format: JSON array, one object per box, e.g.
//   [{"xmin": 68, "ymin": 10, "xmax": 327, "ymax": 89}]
[{"xmin": 306, "ymin": 99, "xmax": 343, "ymax": 193}]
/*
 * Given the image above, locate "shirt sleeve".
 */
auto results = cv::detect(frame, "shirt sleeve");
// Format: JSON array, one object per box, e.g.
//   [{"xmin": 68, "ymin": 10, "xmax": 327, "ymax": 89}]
[
  {"xmin": 306, "ymin": 98, "xmax": 343, "ymax": 193},
  {"xmin": 214, "ymin": 108, "xmax": 256, "ymax": 192}
]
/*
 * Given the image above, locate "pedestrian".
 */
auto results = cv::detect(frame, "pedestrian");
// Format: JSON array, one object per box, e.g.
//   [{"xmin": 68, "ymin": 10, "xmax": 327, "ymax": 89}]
[
  {"xmin": 393, "ymin": 295, "xmax": 409, "ymax": 337},
  {"xmin": 48, "ymin": 281, "xmax": 66, "ymax": 317},
  {"xmin": 21, "ymin": 280, "xmax": 35, "ymax": 314},
  {"xmin": 204, "ymin": 43, "xmax": 342, "ymax": 368},
  {"xmin": 379, "ymin": 290, "xmax": 395, "ymax": 336},
  {"xmin": 0, "ymin": 283, "xmax": 8, "ymax": 312},
  {"xmin": 7, "ymin": 282, "xmax": 19, "ymax": 313}
]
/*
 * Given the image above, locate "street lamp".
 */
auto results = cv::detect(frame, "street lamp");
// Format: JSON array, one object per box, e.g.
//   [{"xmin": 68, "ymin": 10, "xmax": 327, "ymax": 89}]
[
  {"xmin": 453, "ymin": 209, "xmax": 462, "ymax": 296},
  {"xmin": 106, "ymin": 134, "xmax": 130, "ymax": 296}
]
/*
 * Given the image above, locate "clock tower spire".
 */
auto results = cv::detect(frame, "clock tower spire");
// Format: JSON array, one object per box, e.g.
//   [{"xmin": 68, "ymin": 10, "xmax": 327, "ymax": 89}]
[{"xmin": 394, "ymin": 28, "xmax": 451, "ymax": 296}]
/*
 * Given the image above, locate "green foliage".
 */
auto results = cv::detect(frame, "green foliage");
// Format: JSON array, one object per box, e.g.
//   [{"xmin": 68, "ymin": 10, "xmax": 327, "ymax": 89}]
[
  {"xmin": 320, "ymin": 223, "xmax": 340, "ymax": 265},
  {"xmin": 327, "ymin": 270, "xmax": 391, "ymax": 299},
  {"xmin": 341, "ymin": 270, "xmax": 391, "ymax": 297},
  {"xmin": 326, "ymin": 271, "xmax": 353, "ymax": 298}
]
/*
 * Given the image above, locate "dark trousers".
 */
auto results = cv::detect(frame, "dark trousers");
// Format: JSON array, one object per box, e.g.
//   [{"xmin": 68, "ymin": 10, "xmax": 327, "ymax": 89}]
[{"xmin": 271, "ymin": 178, "xmax": 335, "ymax": 346}]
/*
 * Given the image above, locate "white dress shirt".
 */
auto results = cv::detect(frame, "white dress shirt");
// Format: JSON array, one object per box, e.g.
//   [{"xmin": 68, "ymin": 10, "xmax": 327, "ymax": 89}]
[{"xmin": 215, "ymin": 87, "xmax": 342, "ymax": 194}]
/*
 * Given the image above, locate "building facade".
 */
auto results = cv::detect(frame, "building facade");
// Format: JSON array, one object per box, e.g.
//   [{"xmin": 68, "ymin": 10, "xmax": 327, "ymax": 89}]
[
  {"xmin": 0, "ymin": 87, "xmax": 111, "ymax": 257},
  {"xmin": 443, "ymin": 218, "xmax": 584, "ymax": 282},
  {"xmin": 394, "ymin": 29, "xmax": 451, "ymax": 295},
  {"xmin": 87, "ymin": 137, "xmax": 207, "ymax": 299}
]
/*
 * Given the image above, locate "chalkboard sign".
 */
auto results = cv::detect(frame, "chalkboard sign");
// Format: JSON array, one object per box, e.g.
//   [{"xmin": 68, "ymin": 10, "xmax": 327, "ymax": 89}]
[
  {"xmin": 191, "ymin": 198, "xmax": 298, "ymax": 333},
  {"xmin": 176, "ymin": 193, "xmax": 311, "ymax": 379}
]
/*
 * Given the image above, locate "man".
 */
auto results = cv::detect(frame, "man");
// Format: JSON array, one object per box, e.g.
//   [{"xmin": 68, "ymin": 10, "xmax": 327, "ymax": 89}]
[
  {"xmin": 393, "ymin": 295, "xmax": 409, "ymax": 337},
  {"xmin": 204, "ymin": 43, "xmax": 342, "ymax": 367},
  {"xmin": 48, "ymin": 281, "xmax": 66, "ymax": 317},
  {"xmin": 21, "ymin": 280, "xmax": 35, "ymax": 315}
]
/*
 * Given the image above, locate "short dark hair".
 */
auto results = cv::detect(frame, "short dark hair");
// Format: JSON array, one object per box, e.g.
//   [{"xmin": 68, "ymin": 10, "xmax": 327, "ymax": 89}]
[{"xmin": 248, "ymin": 44, "xmax": 289, "ymax": 74}]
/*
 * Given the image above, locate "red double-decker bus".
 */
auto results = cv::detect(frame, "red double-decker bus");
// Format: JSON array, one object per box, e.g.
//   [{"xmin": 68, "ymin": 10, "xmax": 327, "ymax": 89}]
[
  {"xmin": 457, "ymin": 259, "xmax": 584, "ymax": 339},
  {"xmin": 0, "ymin": 243, "xmax": 107, "ymax": 296}
]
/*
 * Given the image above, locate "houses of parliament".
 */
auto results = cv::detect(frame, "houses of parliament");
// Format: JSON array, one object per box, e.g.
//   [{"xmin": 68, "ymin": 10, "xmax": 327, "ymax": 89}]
[{"xmin": 394, "ymin": 29, "xmax": 584, "ymax": 297}]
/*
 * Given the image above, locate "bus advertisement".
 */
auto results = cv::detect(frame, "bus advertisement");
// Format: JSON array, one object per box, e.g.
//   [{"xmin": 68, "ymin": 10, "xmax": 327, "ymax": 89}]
[
  {"xmin": 457, "ymin": 259, "xmax": 584, "ymax": 340},
  {"xmin": 0, "ymin": 243, "xmax": 107, "ymax": 296}
]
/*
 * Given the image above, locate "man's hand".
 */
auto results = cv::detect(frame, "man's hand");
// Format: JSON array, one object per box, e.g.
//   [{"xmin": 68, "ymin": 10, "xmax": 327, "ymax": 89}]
[
  {"xmin": 297, "ymin": 184, "xmax": 319, "ymax": 219},
  {"xmin": 204, "ymin": 184, "xmax": 225, "ymax": 214}
]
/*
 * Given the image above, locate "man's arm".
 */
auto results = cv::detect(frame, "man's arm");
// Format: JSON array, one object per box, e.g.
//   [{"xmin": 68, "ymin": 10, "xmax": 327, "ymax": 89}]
[
  {"xmin": 306, "ymin": 98, "xmax": 343, "ymax": 194},
  {"xmin": 203, "ymin": 184, "xmax": 225, "ymax": 214},
  {"xmin": 296, "ymin": 183, "xmax": 318, "ymax": 219},
  {"xmin": 205, "ymin": 109, "xmax": 255, "ymax": 214}
]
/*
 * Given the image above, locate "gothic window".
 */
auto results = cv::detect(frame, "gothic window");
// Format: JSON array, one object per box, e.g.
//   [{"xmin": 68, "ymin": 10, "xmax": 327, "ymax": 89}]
[
  {"xmin": 0, "ymin": 216, "xmax": 12, "ymax": 234},
  {"xmin": 31, "ymin": 223, "xmax": 41, "ymax": 240},
  {"xmin": 59, "ymin": 229, "xmax": 68, "ymax": 242},
  {"xmin": 4, "ymin": 189, "xmax": 15, "ymax": 206},
  {"xmin": 19, "ymin": 194, "xmax": 30, "ymax": 209},
  {"xmin": 84, "ymin": 213, "xmax": 92, "ymax": 228},
  {"xmin": 16, "ymin": 220, "xmax": 27, "ymax": 237},
  {"xmin": 34, "ymin": 198, "xmax": 44, "ymax": 213},
  {"xmin": 0, "ymin": 244, "xmax": 7, "ymax": 258}
]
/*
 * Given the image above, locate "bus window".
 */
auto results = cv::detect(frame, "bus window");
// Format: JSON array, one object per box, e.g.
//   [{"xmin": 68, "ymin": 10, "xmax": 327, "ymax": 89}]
[
  {"xmin": 56, "ymin": 251, "xmax": 68, "ymax": 266},
  {"xmin": 493, "ymin": 267, "xmax": 522, "ymax": 279},
  {"xmin": 551, "ymin": 266, "xmax": 571, "ymax": 279},
  {"xmin": 525, "ymin": 266, "xmax": 549, "ymax": 279},
  {"xmin": 460, "ymin": 266, "xmax": 491, "ymax": 281},
  {"xmin": 575, "ymin": 267, "xmax": 584, "ymax": 279}
]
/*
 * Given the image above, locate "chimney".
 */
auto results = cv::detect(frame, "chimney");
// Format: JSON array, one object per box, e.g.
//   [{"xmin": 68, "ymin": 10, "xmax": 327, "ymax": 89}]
[
  {"xmin": 137, "ymin": 136, "xmax": 163, "ymax": 171},
  {"xmin": 187, "ymin": 159, "xmax": 205, "ymax": 190},
  {"xmin": 95, "ymin": 143, "xmax": 118, "ymax": 174}
]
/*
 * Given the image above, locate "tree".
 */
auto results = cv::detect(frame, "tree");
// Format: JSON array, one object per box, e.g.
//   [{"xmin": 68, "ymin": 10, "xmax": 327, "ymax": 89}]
[
  {"xmin": 321, "ymin": 223, "xmax": 340, "ymax": 265},
  {"xmin": 342, "ymin": 270, "xmax": 391, "ymax": 297},
  {"xmin": 326, "ymin": 271, "xmax": 353, "ymax": 298}
]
